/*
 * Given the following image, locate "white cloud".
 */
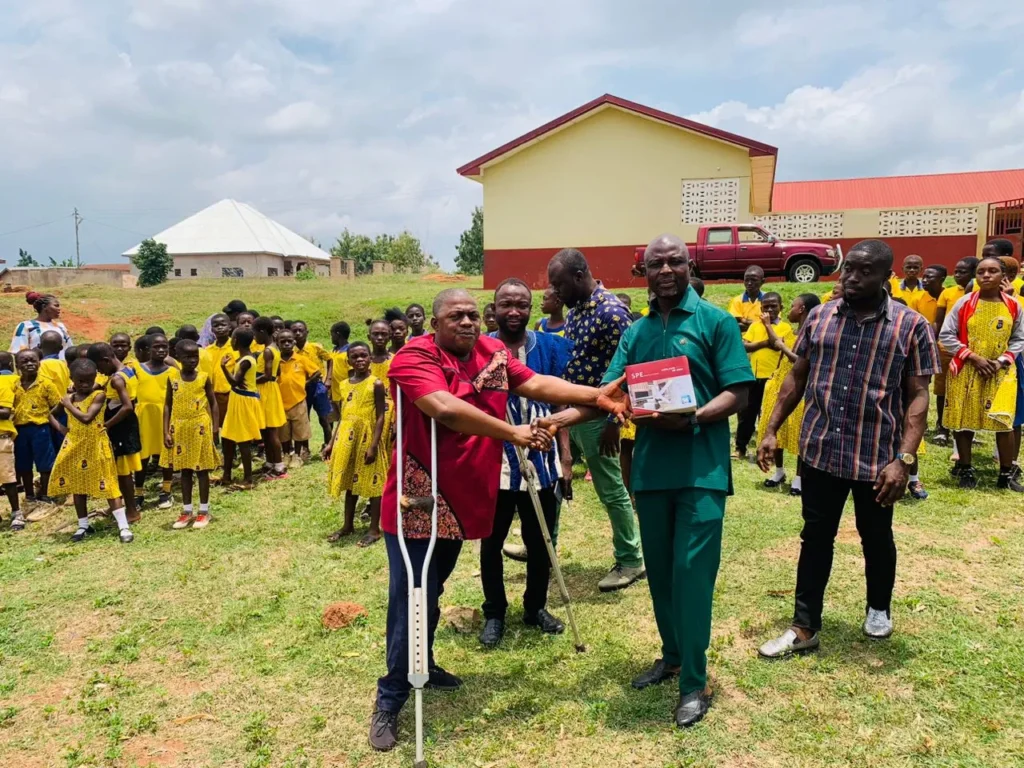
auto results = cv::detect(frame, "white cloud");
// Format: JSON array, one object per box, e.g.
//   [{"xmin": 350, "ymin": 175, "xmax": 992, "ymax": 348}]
[
  {"xmin": 264, "ymin": 101, "xmax": 332, "ymax": 135},
  {"xmin": 0, "ymin": 0, "xmax": 1021, "ymax": 269}
]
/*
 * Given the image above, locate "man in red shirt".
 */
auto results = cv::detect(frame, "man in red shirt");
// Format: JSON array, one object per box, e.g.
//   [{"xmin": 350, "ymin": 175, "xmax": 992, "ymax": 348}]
[{"xmin": 370, "ymin": 288, "xmax": 629, "ymax": 752}]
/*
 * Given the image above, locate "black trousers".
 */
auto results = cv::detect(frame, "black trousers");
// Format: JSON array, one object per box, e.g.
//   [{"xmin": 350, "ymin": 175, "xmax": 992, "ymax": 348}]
[
  {"xmin": 377, "ymin": 533, "xmax": 463, "ymax": 713},
  {"xmin": 793, "ymin": 465, "xmax": 897, "ymax": 631},
  {"xmin": 480, "ymin": 488, "xmax": 557, "ymax": 621},
  {"xmin": 735, "ymin": 378, "xmax": 767, "ymax": 452}
]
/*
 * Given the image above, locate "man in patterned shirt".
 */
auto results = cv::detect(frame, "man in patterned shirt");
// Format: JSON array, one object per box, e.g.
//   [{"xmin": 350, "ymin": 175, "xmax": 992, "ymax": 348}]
[
  {"xmin": 756, "ymin": 240, "xmax": 937, "ymax": 659},
  {"xmin": 547, "ymin": 248, "xmax": 645, "ymax": 592}
]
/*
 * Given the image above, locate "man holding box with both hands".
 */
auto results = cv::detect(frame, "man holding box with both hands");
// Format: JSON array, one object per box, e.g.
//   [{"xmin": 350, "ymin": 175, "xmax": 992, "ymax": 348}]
[{"xmin": 544, "ymin": 234, "xmax": 754, "ymax": 728}]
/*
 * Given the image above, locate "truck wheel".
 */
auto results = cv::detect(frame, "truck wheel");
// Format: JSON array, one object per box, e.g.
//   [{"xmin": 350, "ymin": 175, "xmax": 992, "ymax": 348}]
[{"xmin": 787, "ymin": 258, "xmax": 820, "ymax": 283}]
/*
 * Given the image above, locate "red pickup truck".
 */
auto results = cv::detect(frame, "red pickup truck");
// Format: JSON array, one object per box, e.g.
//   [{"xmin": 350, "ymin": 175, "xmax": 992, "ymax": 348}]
[{"xmin": 633, "ymin": 223, "xmax": 840, "ymax": 283}]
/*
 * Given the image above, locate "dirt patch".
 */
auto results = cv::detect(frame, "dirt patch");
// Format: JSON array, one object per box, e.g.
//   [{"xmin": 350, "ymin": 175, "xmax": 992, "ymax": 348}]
[
  {"xmin": 421, "ymin": 274, "xmax": 469, "ymax": 283},
  {"xmin": 60, "ymin": 302, "xmax": 110, "ymax": 342},
  {"xmin": 55, "ymin": 610, "xmax": 121, "ymax": 654},
  {"xmin": 122, "ymin": 736, "xmax": 189, "ymax": 767},
  {"xmin": 322, "ymin": 602, "xmax": 368, "ymax": 630}
]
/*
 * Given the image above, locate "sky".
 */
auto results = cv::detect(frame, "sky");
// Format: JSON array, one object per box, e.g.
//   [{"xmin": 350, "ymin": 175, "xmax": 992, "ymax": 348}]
[{"xmin": 1, "ymin": 0, "xmax": 1022, "ymax": 270}]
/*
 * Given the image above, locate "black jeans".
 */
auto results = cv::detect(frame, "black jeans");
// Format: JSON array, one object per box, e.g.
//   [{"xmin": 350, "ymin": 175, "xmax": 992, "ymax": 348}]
[
  {"xmin": 735, "ymin": 378, "xmax": 767, "ymax": 453},
  {"xmin": 793, "ymin": 465, "xmax": 897, "ymax": 631},
  {"xmin": 376, "ymin": 532, "xmax": 463, "ymax": 713},
  {"xmin": 480, "ymin": 488, "xmax": 557, "ymax": 621}
]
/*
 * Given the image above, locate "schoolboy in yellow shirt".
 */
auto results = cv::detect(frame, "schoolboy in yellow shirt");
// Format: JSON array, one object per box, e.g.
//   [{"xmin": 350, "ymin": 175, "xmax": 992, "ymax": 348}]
[
  {"xmin": 736, "ymin": 292, "xmax": 788, "ymax": 459},
  {"xmin": 889, "ymin": 254, "xmax": 925, "ymax": 305},
  {"xmin": 727, "ymin": 266, "xmax": 766, "ymax": 331},
  {"xmin": 910, "ymin": 265, "xmax": 945, "ymax": 325},
  {"xmin": 13, "ymin": 350, "xmax": 62, "ymax": 507},
  {"xmin": 0, "ymin": 351, "xmax": 22, "ymax": 529}
]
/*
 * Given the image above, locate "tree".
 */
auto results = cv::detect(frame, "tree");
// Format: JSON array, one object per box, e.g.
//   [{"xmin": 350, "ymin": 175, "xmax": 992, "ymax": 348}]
[
  {"xmin": 17, "ymin": 248, "xmax": 39, "ymax": 267},
  {"xmin": 331, "ymin": 229, "xmax": 379, "ymax": 275},
  {"xmin": 455, "ymin": 206, "xmax": 483, "ymax": 275},
  {"xmin": 48, "ymin": 256, "xmax": 75, "ymax": 267},
  {"xmin": 130, "ymin": 239, "xmax": 174, "ymax": 287},
  {"xmin": 385, "ymin": 231, "xmax": 428, "ymax": 273}
]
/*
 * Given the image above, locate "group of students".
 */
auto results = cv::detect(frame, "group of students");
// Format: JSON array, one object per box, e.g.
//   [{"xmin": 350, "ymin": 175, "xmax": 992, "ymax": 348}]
[
  {"xmin": 1, "ymin": 295, "xmax": 440, "ymax": 545},
  {"xmin": 727, "ymin": 237, "xmax": 1024, "ymax": 496}
]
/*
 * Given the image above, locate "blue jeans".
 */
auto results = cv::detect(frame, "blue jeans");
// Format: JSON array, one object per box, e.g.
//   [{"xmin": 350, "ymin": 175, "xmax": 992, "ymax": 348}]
[{"xmin": 376, "ymin": 532, "xmax": 463, "ymax": 713}]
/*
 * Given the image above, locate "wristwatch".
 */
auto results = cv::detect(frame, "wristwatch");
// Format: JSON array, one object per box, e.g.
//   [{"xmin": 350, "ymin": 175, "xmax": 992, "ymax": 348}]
[
  {"xmin": 896, "ymin": 452, "xmax": 916, "ymax": 466},
  {"xmin": 686, "ymin": 413, "xmax": 699, "ymax": 430}
]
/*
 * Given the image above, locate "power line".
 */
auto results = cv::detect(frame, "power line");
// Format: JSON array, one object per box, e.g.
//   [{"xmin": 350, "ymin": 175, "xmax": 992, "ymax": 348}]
[{"xmin": 0, "ymin": 214, "xmax": 73, "ymax": 239}]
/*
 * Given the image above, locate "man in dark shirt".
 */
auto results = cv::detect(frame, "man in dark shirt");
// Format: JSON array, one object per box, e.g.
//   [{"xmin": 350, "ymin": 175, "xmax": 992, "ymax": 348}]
[
  {"xmin": 756, "ymin": 240, "xmax": 937, "ymax": 659},
  {"xmin": 547, "ymin": 248, "xmax": 645, "ymax": 592}
]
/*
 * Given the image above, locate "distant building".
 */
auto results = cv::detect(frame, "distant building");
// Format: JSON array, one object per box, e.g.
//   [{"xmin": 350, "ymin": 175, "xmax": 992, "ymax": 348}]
[
  {"xmin": 122, "ymin": 199, "xmax": 331, "ymax": 279},
  {"xmin": 458, "ymin": 94, "xmax": 1024, "ymax": 288}
]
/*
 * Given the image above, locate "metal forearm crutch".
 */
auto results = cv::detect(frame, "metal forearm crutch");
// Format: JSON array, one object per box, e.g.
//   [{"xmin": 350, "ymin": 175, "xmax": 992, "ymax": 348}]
[
  {"xmin": 507, "ymin": 407, "xmax": 586, "ymax": 653},
  {"xmin": 394, "ymin": 391, "xmax": 438, "ymax": 768}
]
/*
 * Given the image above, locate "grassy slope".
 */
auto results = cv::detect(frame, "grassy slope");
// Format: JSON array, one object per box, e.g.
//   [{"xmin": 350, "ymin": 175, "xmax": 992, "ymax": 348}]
[{"xmin": 0, "ymin": 275, "xmax": 1022, "ymax": 768}]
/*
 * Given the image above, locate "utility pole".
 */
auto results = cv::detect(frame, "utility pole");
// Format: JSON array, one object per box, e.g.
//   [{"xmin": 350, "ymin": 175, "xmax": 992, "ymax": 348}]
[{"xmin": 73, "ymin": 208, "xmax": 82, "ymax": 267}]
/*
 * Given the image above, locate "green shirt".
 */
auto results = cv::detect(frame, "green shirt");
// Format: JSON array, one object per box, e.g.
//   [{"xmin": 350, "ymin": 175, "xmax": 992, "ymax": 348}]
[{"xmin": 603, "ymin": 285, "xmax": 755, "ymax": 494}]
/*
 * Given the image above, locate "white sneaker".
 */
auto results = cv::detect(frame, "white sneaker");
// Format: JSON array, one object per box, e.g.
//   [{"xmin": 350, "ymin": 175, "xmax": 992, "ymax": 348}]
[{"xmin": 862, "ymin": 608, "xmax": 893, "ymax": 639}]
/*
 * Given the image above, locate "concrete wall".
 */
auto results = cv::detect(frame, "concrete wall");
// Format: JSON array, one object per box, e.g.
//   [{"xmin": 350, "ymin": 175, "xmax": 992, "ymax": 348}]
[
  {"xmin": 481, "ymin": 104, "xmax": 753, "ymax": 251},
  {"xmin": 166, "ymin": 253, "xmax": 286, "ymax": 279},
  {"xmin": 0, "ymin": 267, "xmax": 130, "ymax": 289}
]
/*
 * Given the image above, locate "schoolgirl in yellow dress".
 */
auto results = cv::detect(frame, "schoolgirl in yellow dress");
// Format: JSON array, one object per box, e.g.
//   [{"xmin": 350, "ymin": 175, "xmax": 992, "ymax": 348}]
[
  {"xmin": 367, "ymin": 318, "xmax": 395, "ymax": 455},
  {"xmin": 134, "ymin": 333, "xmax": 180, "ymax": 509},
  {"xmin": 88, "ymin": 342, "xmax": 143, "ymax": 524},
  {"xmin": 161, "ymin": 340, "xmax": 220, "ymax": 529},
  {"xmin": 939, "ymin": 255, "xmax": 1024, "ymax": 492},
  {"xmin": 48, "ymin": 359, "xmax": 134, "ymax": 543},
  {"xmin": 323, "ymin": 342, "xmax": 387, "ymax": 547},
  {"xmin": 253, "ymin": 318, "xmax": 287, "ymax": 479},
  {"xmin": 220, "ymin": 328, "xmax": 265, "ymax": 490},
  {"xmin": 757, "ymin": 293, "xmax": 821, "ymax": 496}
]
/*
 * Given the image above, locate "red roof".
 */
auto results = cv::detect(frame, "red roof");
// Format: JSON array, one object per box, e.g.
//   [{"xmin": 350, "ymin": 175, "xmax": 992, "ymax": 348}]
[
  {"xmin": 773, "ymin": 169, "xmax": 1024, "ymax": 211},
  {"xmin": 82, "ymin": 263, "xmax": 131, "ymax": 272},
  {"xmin": 457, "ymin": 94, "xmax": 777, "ymax": 177}
]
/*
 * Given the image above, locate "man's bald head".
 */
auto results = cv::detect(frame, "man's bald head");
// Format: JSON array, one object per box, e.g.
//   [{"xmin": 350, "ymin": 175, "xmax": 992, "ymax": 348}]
[
  {"xmin": 432, "ymin": 288, "xmax": 475, "ymax": 317},
  {"xmin": 644, "ymin": 234, "xmax": 689, "ymax": 262}
]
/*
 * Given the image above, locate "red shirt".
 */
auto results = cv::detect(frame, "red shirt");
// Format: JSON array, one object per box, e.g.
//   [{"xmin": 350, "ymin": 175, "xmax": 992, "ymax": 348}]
[{"xmin": 381, "ymin": 334, "xmax": 535, "ymax": 541}]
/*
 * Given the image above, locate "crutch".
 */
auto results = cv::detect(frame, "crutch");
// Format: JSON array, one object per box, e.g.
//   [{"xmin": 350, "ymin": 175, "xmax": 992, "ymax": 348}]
[
  {"xmin": 507, "ymin": 407, "xmax": 586, "ymax": 653},
  {"xmin": 394, "ymin": 390, "xmax": 438, "ymax": 768}
]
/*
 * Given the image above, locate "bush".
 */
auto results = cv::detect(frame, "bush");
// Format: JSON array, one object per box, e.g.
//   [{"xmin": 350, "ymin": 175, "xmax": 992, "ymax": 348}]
[
  {"xmin": 295, "ymin": 269, "xmax": 317, "ymax": 282},
  {"xmin": 130, "ymin": 239, "xmax": 173, "ymax": 287}
]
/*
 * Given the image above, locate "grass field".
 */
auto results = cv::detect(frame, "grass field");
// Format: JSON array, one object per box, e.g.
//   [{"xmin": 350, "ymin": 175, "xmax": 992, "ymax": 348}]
[{"xmin": 1, "ymin": 275, "xmax": 1022, "ymax": 768}]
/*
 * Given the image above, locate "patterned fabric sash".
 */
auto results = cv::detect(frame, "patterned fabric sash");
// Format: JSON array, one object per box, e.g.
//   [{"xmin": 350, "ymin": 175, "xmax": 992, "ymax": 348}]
[{"xmin": 950, "ymin": 291, "xmax": 1020, "ymax": 376}]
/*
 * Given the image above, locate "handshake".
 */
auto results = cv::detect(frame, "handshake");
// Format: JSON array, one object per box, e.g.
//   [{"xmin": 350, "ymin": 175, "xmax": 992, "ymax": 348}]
[{"xmin": 509, "ymin": 375, "xmax": 633, "ymax": 452}]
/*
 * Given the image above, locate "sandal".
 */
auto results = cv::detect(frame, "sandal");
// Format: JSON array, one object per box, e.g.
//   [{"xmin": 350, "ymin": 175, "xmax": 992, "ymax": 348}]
[
  {"xmin": 327, "ymin": 527, "xmax": 353, "ymax": 542},
  {"xmin": 227, "ymin": 482, "xmax": 254, "ymax": 492},
  {"xmin": 358, "ymin": 532, "xmax": 382, "ymax": 548},
  {"xmin": 763, "ymin": 475, "xmax": 787, "ymax": 488}
]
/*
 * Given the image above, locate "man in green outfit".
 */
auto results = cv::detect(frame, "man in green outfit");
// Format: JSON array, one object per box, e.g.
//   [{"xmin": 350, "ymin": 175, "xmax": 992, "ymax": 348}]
[
  {"xmin": 550, "ymin": 234, "xmax": 753, "ymax": 727},
  {"xmin": 547, "ymin": 248, "xmax": 646, "ymax": 592}
]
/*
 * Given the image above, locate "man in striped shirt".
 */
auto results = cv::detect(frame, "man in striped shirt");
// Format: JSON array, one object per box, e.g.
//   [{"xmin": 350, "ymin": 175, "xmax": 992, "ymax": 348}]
[{"xmin": 756, "ymin": 240, "xmax": 938, "ymax": 658}]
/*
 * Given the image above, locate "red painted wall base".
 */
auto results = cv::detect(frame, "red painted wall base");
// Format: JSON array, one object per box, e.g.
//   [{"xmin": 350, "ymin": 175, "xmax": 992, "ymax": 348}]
[{"xmin": 482, "ymin": 235, "xmax": 981, "ymax": 290}]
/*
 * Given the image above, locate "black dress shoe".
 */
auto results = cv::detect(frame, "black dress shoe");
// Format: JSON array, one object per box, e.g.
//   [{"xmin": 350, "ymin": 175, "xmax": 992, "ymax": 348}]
[
  {"xmin": 479, "ymin": 618, "xmax": 505, "ymax": 648},
  {"xmin": 426, "ymin": 665, "xmax": 462, "ymax": 690},
  {"xmin": 631, "ymin": 658, "xmax": 680, "ymax": 690},
  {"xmin": 368, "ymin": 709, "xmax": 399, "ymax": 751},
  {"xmin": 675, "ymin": 689, "xmax": 712, "ymax": 728},
  {"xmin": 524, "ymin": 608, "xmax": 564, "ymax": 635}
]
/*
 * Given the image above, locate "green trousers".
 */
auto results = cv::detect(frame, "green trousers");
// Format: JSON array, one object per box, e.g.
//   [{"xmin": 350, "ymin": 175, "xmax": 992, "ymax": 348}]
[
  {"xmin": 569, "ymin": 420, "xmax": 643, "ymax": 569},
  {"xmin": 635, "ymin": 488, "xmax": 724, "ymax": 694}
]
